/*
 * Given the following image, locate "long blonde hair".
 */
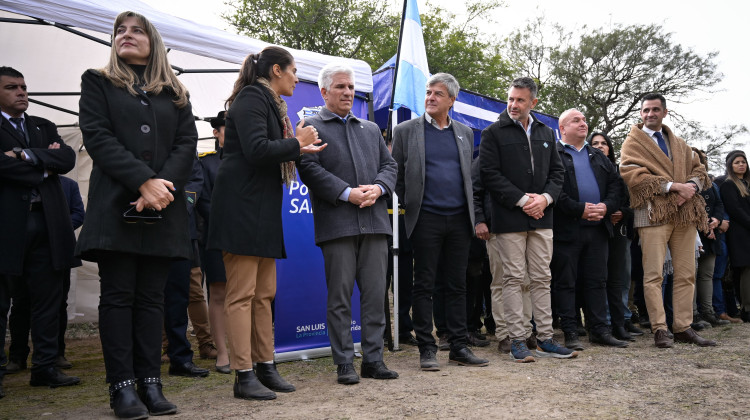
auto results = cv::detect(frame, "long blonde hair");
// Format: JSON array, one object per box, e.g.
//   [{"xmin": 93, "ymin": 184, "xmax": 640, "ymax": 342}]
[{"xmin": 100, "ymin": 11, "xmax": 189, "ymax": 108}]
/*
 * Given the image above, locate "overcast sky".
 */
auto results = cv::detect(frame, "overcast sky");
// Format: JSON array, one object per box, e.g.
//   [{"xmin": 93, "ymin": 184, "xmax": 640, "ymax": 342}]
[{"xmin": 142, "ymin": 0, "xmax": 749, "ymax": 149}]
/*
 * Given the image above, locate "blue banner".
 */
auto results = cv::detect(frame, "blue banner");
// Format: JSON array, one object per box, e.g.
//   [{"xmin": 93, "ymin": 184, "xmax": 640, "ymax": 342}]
[{"xmin": 274, "ymin": 81, "xmax": 365, "ymax": 359}]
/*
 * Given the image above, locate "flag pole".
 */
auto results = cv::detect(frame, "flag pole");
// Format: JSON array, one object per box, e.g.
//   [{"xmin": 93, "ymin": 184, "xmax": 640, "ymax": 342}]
[{"xmin": 389, "ymin": 0, "xmax": 409, "ymax": 352}]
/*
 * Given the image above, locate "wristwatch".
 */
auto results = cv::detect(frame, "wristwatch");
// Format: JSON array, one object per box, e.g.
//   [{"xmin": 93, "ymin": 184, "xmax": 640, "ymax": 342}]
[{"xmin": 12, "ymin": 147, "xmax": 23, "ymax": 160}]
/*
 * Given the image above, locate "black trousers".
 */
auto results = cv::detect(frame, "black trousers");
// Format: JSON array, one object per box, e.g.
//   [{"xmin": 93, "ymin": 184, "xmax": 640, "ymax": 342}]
[
  {"xmin": 164, "ymin": 259, "xmax": 193, "ymax": 365},
  {"xmin": 552, "ymin": 225, "xmax": 610, "ymax": 335},
  {"xmin": 7, "ymin": 268, "xmax": 70, "ymax": 363},
  {"xmin": 410, "ymin": 210, "xmax": 471, "ymax": 352},
  {"xmin": 98, "ymin": 251, "xmax": 171, "ymax": 383},
  {"xmin": 6, "ymin": 210, "xmax": 64, "ymax": 373},
  {"xmin": 606, "ymin": 234, "xmax": 630, "ymax": 328},
  {"xmin": 0, "ymin": 275, "xmax": 11, "ymax": 381}
]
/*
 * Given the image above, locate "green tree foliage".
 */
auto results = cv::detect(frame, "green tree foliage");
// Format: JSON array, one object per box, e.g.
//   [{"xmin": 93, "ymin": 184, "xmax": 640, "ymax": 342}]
[
  {"xmin": 504, "ymin": 19, "xmax": 724, "ymax": 147},
  {"xmin": 223, "ymin": 0, "xmax": 399, "ymax": 62},
  {"xmin": 222, "ymin": 0, "xmax": 514, "ymax": 96}
]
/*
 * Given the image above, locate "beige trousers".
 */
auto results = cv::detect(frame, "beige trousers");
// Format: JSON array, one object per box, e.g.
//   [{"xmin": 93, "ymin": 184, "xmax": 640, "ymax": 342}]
[
  {"xmin": 495, "ymin": 229, "xmax": 554, "ymax": 341},
  {"xmin": 487, "ymin": 234, "xmax": 533, "ymax": 340},
  {"xmin": 223, "ymin": 252, "xmax": 276, "ymax": 369},
  {"xmin": 638, "ymin": 224, "xmax": 697, "ymax": 333},
  {"xmin": 188, "ymin": 266, "xmax": 212, "ymax": 347}
]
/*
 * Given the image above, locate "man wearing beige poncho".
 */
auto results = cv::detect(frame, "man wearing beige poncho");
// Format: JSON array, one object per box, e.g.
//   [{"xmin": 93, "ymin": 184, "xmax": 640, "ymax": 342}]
[{"xmin": 620, "ymin": 93, "xmax": 715, "ymax": 349}]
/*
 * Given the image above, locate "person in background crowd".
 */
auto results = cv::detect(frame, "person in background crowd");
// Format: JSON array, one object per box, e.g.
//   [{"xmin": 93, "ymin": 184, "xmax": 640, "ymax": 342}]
[
  {"xmin": 162, "ymin": 157, "xmax": 211, "ymax": 379},
  {"xmin": 76, "ymin": 11, "xmax": 197, "ymax": 418},
  {"xmin": 480, "ymin": 77, "xmax": 576, "ymax": 362},
  {"xmin": 619, "ymin": 93, "xmax": 715, "ymax": 348},
  {"xmin": 392, "ymin": 73, "xmax": 489, "ymax": 371},
  {"xmin": 588, "ymin": 132, "xmax": 644, "ymax": 341},
  {"xmin": 551, "ymin": 110, "xmax": 627, "ymax": 350},
  {"xmin": 197, "ymin": 111, "xmax": 231, "ymax": 373},
  {"xmin": 299, "ymin": 62, "xmax": 398, "ymax": 385},
  {"xmin": 719, "ymin": 150, "xmax": 750, "ymax": 322},
  {"xmin": 207, "ymin": 46, "xmax": 324, "ymax": 400},
  {"xmin": 690, "ymin": 148, "xmax": 730, "ymax": 327},
  {"xmin": 1, "ymin": 66, "xmax": 80, "ymax": 399},
  {"xmin": 5, "ymin": 175, "xmax": 85, "ymax": 374}
]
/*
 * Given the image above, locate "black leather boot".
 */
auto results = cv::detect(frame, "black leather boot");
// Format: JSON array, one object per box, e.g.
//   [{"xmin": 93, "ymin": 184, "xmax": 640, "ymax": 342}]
[
  {"xmin": 138, "ymin": 377, "xmax": 177, "ymax": 415},
  {"xmin": 109, "ymin": 379, "xmax": 148, "ymax": 420},
  {"xmin": 234, "ymin": 370, "xmax": 276, "ymax": 400},
  {"xmin": 254, "ymin": 363, "xmax": 295, "ymax": 392}
]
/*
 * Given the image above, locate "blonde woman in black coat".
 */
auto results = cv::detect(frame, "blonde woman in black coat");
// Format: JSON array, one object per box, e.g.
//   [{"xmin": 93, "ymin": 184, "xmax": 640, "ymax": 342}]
[
  {"xmin": 77, "ymin": 11, "xmax": 197, "ymax": 419},
  {"xmin": 208, "ymin": 46, "xmax": 324, "ymax": 400}
]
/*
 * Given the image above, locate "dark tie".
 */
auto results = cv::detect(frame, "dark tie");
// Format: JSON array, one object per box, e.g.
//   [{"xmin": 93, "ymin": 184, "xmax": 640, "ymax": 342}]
[
  {"xmin": 9, "ymin": 117, "xmax": 26, "ymax": 143},
  {"xmin": 653, "ymin": 131, "xmax": 668, "ymax": 156}
]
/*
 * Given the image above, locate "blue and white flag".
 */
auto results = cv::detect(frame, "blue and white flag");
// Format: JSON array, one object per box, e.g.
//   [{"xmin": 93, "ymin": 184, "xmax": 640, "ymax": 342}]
[{"xmin": 393, "ymin": 0, "xmax": 430, "ymax": 116}]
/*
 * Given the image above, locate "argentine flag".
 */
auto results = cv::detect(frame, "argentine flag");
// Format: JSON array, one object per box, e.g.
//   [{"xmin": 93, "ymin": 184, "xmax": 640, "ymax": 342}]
[{"xmin": 393, "ymin": 0, "xmax": 430, "ymax": 116}]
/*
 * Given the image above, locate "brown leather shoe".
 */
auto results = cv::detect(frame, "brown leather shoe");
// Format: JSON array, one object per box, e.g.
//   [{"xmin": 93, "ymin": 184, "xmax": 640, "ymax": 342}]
[
  {"xmin": 199, "ymin": 342, "xmax": 218, "ymax": 359},
  {"xmin": 654, "ymin": 329, "xmax": 673, "ymax": 348},
  {"xmin": 719, "ymin": 313, "xmax": 742, "ymax": 324},
  {"xmin": 497, "ymin": 336, "xmax": 511, "ymax": 354},
  {"xmin": 674, "ymin": 328, "xmax": 717, "ymax": 347}
]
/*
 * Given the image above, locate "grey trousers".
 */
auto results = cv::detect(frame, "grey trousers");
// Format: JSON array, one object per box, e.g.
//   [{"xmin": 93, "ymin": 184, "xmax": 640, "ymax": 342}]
[{"xmin": 320, "ymin": 234, "xmax": 388, "ymax": 365}]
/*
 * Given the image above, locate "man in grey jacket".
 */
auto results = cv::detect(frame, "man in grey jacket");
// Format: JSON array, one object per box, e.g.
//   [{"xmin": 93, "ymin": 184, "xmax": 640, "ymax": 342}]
[
  {"xmin": 392, "ymin": 73, "xmax": 489, "ymax": 371},
  {"xmin": 298, "ymin": 63, "xmax": 398, "ymax": 385}
]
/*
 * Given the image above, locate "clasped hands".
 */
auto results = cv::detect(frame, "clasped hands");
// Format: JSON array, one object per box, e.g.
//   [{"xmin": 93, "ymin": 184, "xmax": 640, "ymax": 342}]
[
  {"xmin": 669, "ymin": 182, "xmax": 697, "ymax": 206},
  {"xmin": 582, "ymin": 202, "xmax": 607, "ymax": 221},
  {"xmin": 522, "ymin": 193, "xmax": 549, "ymax": 220},
  {"xmin": 131, "ymin": 178, "xmax": 175, "ymax": 212},
  {"xmin": 348, "ymin": 184, "xmax": 382, "ymax": 208}
]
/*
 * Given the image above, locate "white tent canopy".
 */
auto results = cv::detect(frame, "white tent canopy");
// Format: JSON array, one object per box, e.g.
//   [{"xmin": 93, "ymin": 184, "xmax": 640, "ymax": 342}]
[{"xmin": 0, "ymin": 0, "xmax": 374, "ymax": 127}]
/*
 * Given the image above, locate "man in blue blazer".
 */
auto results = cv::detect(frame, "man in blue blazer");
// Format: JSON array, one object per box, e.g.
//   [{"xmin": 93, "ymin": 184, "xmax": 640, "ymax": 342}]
[{"xmin": 392, "ymin": 73, "xmax": 489, "ymax": 371}]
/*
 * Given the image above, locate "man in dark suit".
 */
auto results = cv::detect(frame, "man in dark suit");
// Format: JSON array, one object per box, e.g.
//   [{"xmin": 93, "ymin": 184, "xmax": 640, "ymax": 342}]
[
  {"xmin": 551, "ymin": 109, "xmax": 627, "ymax": 350},
  {"xmin": 392, "ymin": 73, "xmax": 489, "ymax": 371},
  {"xmin": 299, "ymin": 63, "xmax": 398, "ymax": 384},
  {"xmin": 0, "ymin": 66, "xmax": 80, "ymax": 396}
]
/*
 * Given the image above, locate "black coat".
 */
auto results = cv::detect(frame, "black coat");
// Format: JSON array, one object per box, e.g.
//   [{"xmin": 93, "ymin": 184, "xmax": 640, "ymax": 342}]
[
  {"xmin": 699, "ymin": 183, "xmax": 725, "ymax": 255},
  {"xmin": 76, "ymin": 69, "xmax": 197, "ymax": 261},
  {"xmin": 553, "ymin": 142, "xmax": 621, "ymax": 242},
  {"xmin": 479, "ymin": 110, "xmax": 564, "ymax": 233},
  {"xmin": 207, "ymin": 84, "xmax": 300, "ymax": 259},
  {"xmin": 720, "ymin": 179, "xmax": 750, "ymax": 268},
  {"xmin": 0, "ymin": 115, "xmax": 77, "ymax": 275}
]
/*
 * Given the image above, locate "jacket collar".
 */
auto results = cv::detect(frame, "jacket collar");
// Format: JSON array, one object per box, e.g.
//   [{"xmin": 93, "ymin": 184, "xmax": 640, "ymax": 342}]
[
  {"xmin": 497, "ymin": 108, "xmax": 546, "ymax": 130},
  {"xmin": 1, "ymin": 112, "xmax": 31, "ymax": 147},
  {"xmin": 316, "ymin": 107, "xmax": 359, "ymax": 123}
]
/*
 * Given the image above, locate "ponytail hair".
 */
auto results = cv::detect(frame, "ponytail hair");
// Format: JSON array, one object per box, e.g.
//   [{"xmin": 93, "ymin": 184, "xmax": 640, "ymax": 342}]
[{"xmin": 225, "ymin": 46, "xmax": 294, "ymax": 109}]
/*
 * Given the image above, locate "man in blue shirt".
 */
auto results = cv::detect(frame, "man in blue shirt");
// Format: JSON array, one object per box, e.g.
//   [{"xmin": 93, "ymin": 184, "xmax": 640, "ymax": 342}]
[{"xmin": 551, "ymin": 109, "xmax": 627, "ymax": 350}]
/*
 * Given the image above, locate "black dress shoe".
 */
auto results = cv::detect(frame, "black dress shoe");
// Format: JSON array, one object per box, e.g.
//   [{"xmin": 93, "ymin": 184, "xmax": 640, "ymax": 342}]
[
  {"xmin": 110, "ymin": 379, "xmax": 148, "ymax": 420},
  {"xmin": 255, "ymin": 362, "xmax": 295, "ymax": 392},
  {"xmin": 419, "ymin": 349, "xmax": 440, "ymax": 371},
  {"xmin": 624, "ymin": 320, "xmax": 644, "ymax": 336},
  {"xmin": 612, "ymin": 326, "xmax": 635, "ymax": 342},
  {"xmin": 234, "ymin": 370, "xmax": 276, "ymax": 400},
  {"xmin": 168, "ymin": 361, "xmax": 209, "ymax": 378},
  {"xmin": 55, "ymin": 355, "xmax": 73, "ymax": 369},
  {"xmin": 336, "ymin": 363, "xmax": 360, "ymax": 385},
  {"xmin": 137, "ymin": 377, "xmax": 177, "ymax": 416},
  {"xmin": 5, "ymin": 360, "xmax": 26, "ymax": 374},
  {"xmin": 691, "ymin": 321, "xmax": 706, "ymax": 331},
  {"xmin": 361, "ymin": 361, "xmax": 398, "ymax": 380},
  {"xmin": 398, "ymin": 334, "xmax": 419, "ymax": 346},
  {"xmin": 590, "ymin": 332, "xmax": 628, "ymax": 348},
  {"xmin": 29, "ymin": 366, "xmax": 81, "ymax": 388},
  {"xmin": 564, "ymin": 332, "xmax": 585, "ymax": 351},
  {"xmin": 448, "ymin": 347, "xmax": 489, "ymax": 366},
  {"xmin": 438, "ymin": 334, "xmax": 450, "ymax": 351},
  {"xmin": 466, "ymin": 331, "xmax": 490, "ymax": 347}
]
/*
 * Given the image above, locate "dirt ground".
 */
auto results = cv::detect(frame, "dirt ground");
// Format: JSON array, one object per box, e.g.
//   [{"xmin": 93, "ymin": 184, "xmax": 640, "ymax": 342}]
[{"xmin": 3, "ymin": 322, "xmax": 750, "ymax": 419}]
